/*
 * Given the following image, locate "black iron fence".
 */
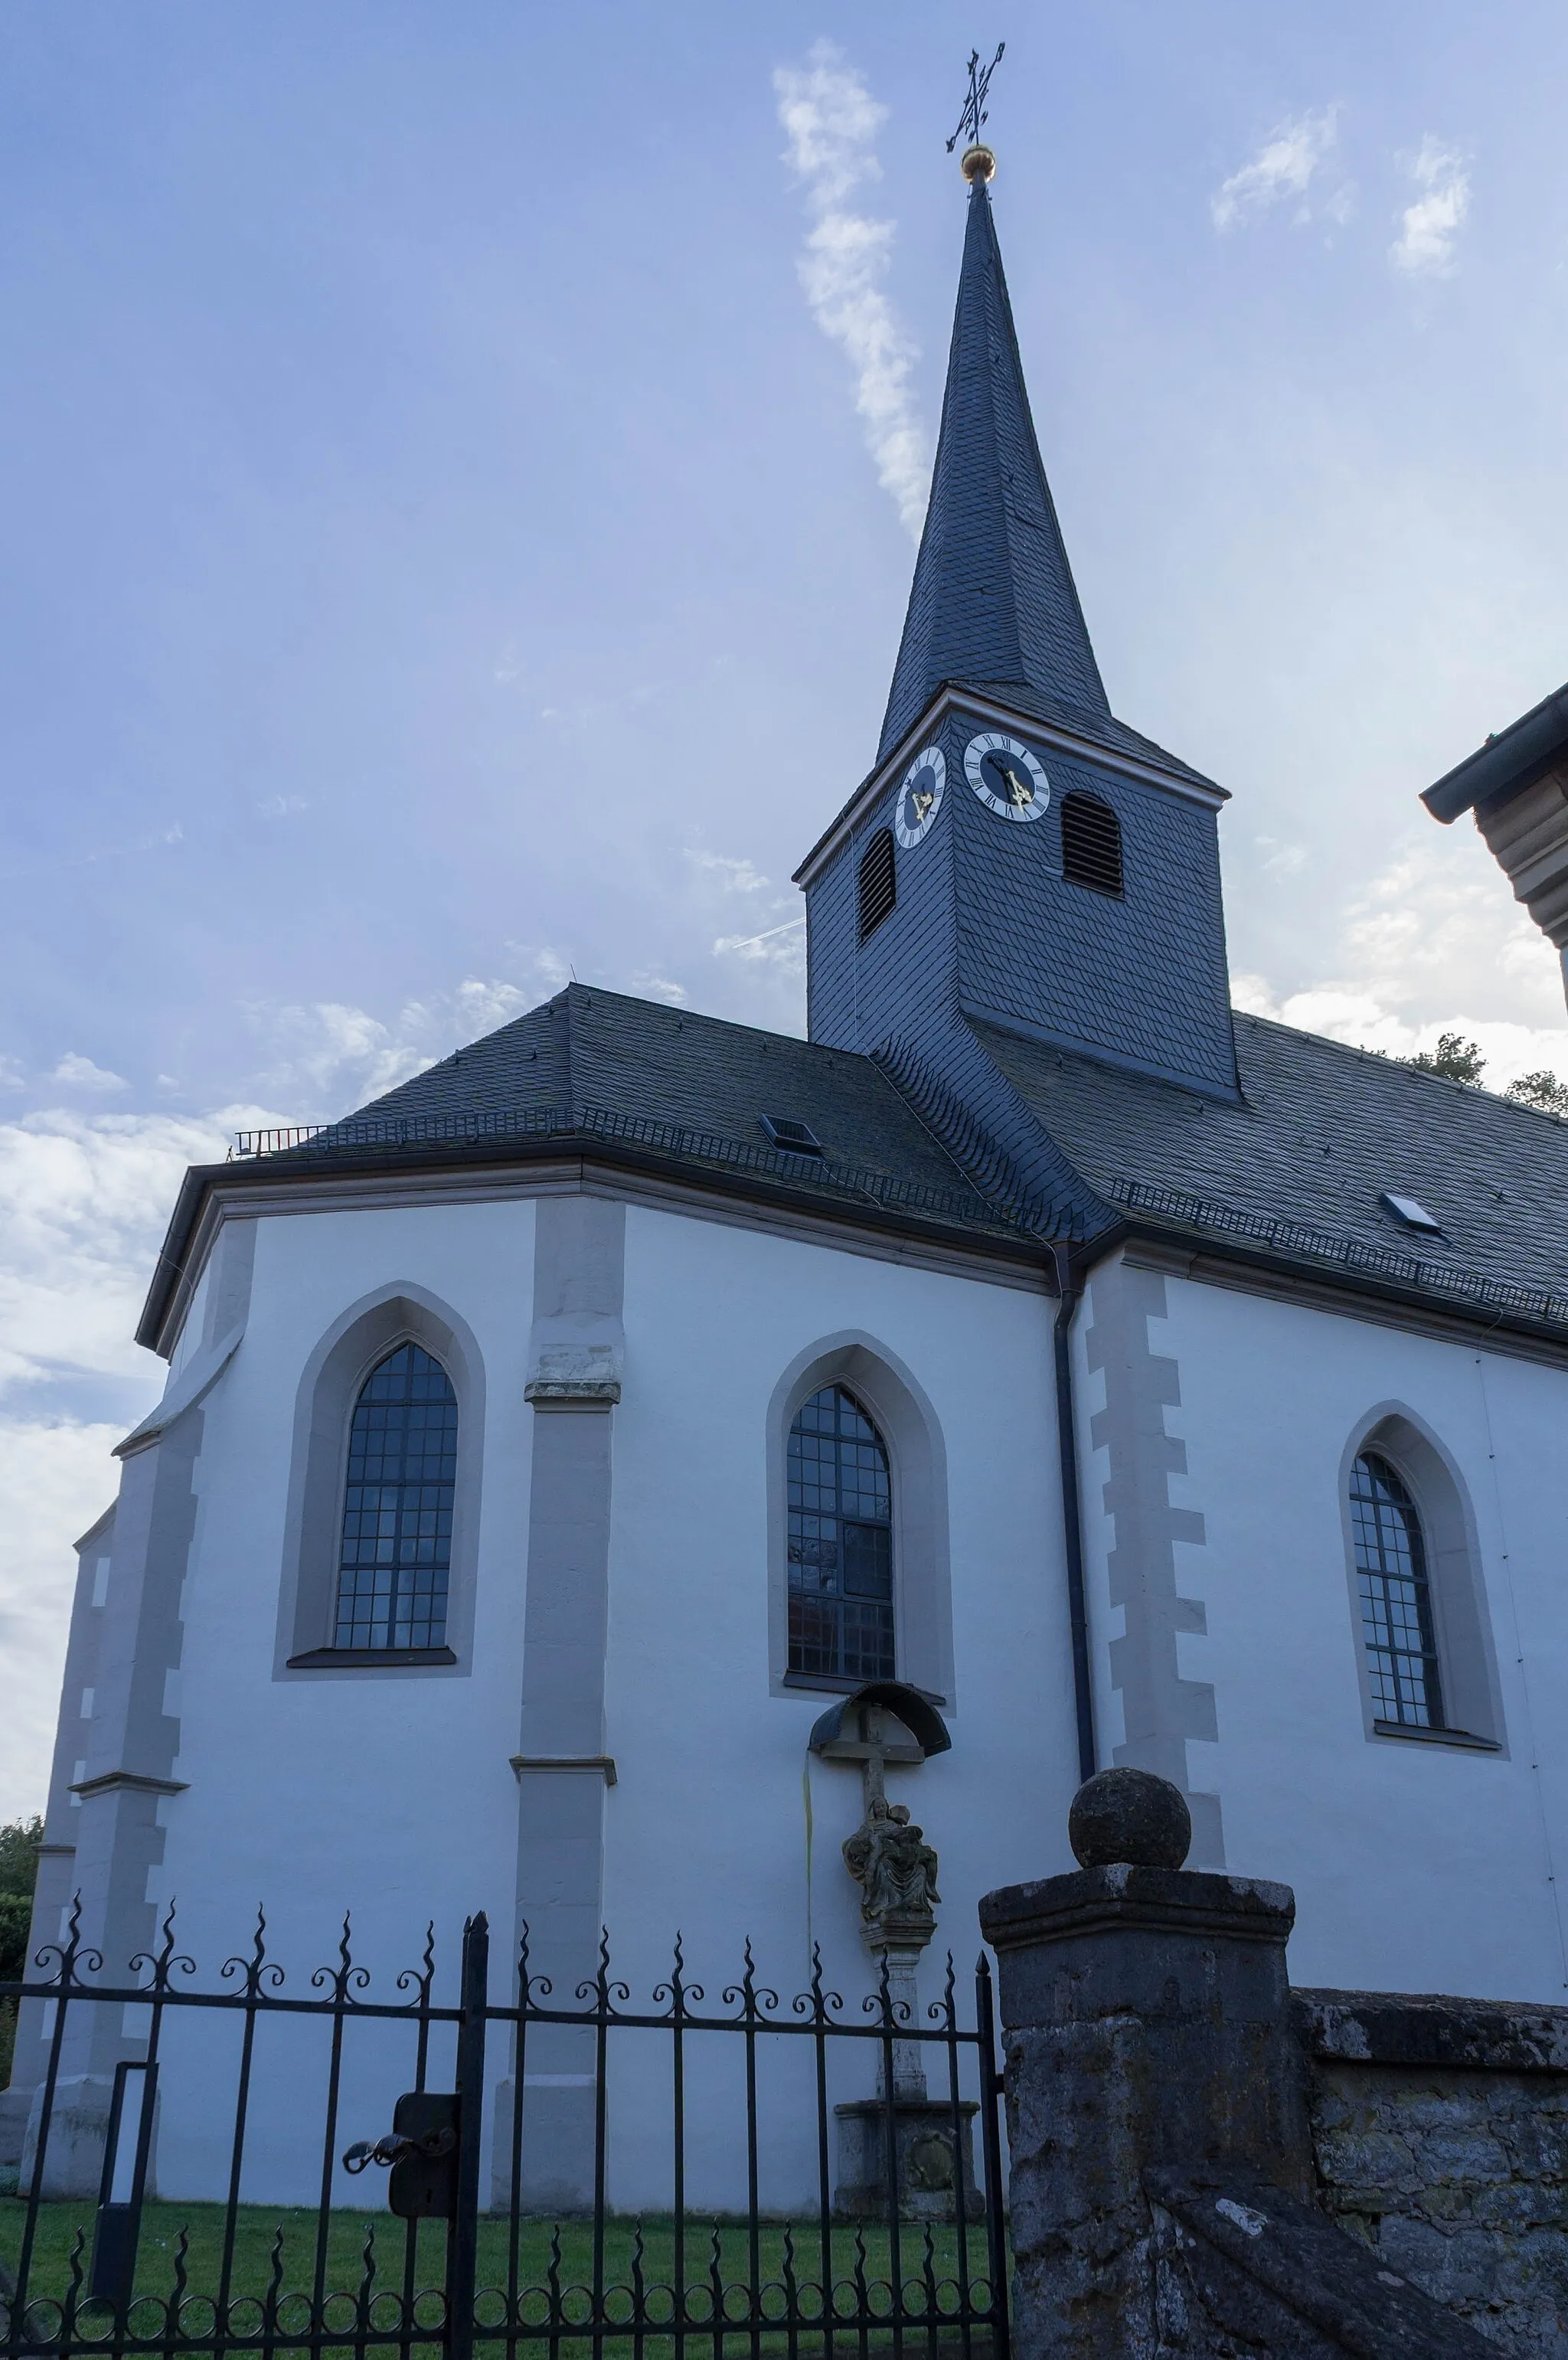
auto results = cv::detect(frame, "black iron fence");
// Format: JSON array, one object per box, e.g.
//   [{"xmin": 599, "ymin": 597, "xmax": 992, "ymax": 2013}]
[{"xmin": 0, "ymin": 1904, "xmax": 1008, "ymax": 2360}]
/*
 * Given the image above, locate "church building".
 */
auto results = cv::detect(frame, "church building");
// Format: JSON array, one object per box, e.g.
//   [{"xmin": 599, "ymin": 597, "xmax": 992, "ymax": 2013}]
[{"xmin": 11, "ymin": 142, "xmax": 1568, "ymax": 2205}]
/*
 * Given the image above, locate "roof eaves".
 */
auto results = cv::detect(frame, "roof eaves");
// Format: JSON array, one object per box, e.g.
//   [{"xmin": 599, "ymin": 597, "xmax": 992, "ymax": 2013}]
[
  {"xmin": 1423, "ymin": 682, "xmax": 1568, "ymax": 823},
  {"xmin": 1122, "ymin": 1205, "xmax": 1568, "ymax": 1355},
  {"xmin": 136, "ymin": 1118, "xmax": 1034, "ymax": 1356},
  {"xmin": 793, "ymin": 680, "xmax": 1225, "ymax": 887}
]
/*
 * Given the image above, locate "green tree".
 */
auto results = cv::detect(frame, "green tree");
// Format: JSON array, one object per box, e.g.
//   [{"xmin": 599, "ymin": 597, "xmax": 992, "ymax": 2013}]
[
  {"xmin": 0, "ymin": 1813, "xmax": 43, "ymax": 2090},
  {"xmin": 1505, "ymin": 1069, "xmax": 1568, "ymax": 1116},
  {"xmin": 1408, "ymin": 1032, "xmax": 1488, "ymax": 1084}
]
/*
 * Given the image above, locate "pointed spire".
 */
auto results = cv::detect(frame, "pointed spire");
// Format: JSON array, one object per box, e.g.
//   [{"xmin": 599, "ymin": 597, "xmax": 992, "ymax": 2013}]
[{"xmin": 877, "ymin": 172, "xmax": 1109, "ymax": 764}]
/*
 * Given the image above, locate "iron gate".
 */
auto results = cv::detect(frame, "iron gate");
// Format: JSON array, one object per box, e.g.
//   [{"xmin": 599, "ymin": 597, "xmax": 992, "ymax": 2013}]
[{"xmin": 1, "ymin": 1903, "xmax": 1009, "ymax": 2360}]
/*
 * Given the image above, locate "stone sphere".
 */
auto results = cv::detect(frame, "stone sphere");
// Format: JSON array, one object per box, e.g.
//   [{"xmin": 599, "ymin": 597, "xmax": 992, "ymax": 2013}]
[{"xmin": 1068, "ymin": 1768, "xmax": 1191, "ymax": 1870}]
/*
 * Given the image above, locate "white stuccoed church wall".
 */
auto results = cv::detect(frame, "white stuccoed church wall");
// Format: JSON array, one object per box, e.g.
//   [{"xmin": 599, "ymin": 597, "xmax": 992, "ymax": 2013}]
[
  {"xmin": 144, "ymin": 1198, "xmax": 541, "ymax": 2208},
  {"xmin": 32, "ymin": 1189, "xmax": 1568, "ymax": 2209},
  {"xmin": 129, "ymin": 1189, "xmax": 1076, "ymax": 2211},
  {"xmin": 1075, "ymin": 1251, "xmax": 1568, "ymax": 2005}
]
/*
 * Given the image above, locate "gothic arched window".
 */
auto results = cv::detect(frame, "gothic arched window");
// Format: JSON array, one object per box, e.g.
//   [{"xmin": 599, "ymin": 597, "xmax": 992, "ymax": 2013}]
[
  {"xmin": 1060, "ymin": 791, "xmax": 1124, "ymax": 896},
  {"xmin": 788, "ymin": 1385, "xmax": 894, "ymax": 1682},
  {"xmin": 1350, "ymin": 1451, "xmax": 1443, "ymax": 1730},
  {"xmin": 334, "ymin": 1344, "xmax": 458, "ymax": 1652}
]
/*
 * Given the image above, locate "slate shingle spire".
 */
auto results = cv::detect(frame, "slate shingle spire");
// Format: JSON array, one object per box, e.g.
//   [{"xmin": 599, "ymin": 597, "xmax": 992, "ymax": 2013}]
[{"xmin": 877, "ymin": 168, "xmax": 1110, "ymax": 764}]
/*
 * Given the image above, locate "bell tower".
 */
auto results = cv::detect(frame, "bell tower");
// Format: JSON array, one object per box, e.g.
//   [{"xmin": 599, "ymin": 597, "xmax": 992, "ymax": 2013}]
[{"xmin": 796, "ymin": 139, "xmax": 1239, "ymax": 1106}]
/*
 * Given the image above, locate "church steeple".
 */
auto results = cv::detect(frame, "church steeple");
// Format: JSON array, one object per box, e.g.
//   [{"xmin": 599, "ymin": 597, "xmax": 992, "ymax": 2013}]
[
  {"xmin": 877, "ymin": 160, "xmax": 1109, "ymax": 765},
  {"xmin": 797, "ymin": 136, "xmax": 1238, "ymax": 1110}
]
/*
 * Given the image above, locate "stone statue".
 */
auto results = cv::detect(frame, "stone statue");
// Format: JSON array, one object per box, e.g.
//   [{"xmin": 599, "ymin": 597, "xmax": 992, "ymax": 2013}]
[{"xmin": 842, "ymin": 1798, "xmax": 939, "ymax": 1947}]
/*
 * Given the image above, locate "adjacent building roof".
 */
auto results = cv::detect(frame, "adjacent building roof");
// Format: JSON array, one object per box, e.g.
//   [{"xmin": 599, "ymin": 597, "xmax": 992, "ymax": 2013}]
[{"xmin": 1423, "ymin": 681, "xmax": 1568, "ymax": 823}]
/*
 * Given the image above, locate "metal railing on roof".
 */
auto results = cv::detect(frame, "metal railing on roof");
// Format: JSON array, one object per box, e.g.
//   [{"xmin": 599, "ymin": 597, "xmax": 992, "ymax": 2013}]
[
  {"xmin": 1116, "ymin": 1176, "xmax": 1568, "ymax": 1329},
  {"xmin": 230, "ymin": 1103, "xmax": 1010, "ymax": 1232}
]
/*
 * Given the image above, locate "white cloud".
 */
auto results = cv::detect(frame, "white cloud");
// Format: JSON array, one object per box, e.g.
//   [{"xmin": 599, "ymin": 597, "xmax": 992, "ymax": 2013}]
[
  {"xmin": 1236, "ymin": 835, "xmax": 1568, "ymax": 1090},
  {"xmin": 450, "ymin": 978, "xmax": 530, "ymax": 1033},
  {"xmin": 247, "ymin": 967, "xmax": 573, "ymax": 1113},
  {"xmin": 774, "ymin": 42, "xmax": 929, "ymax": 538},
  {"xmin": 685, "ymin": 849, "xmax": 769, "ymax": 892},
  {"xmin": 256, "ymin": 793, "xmax": 308, "ymax": 818},
  {"xmin": 0, "ymin": 1105, "xmax": 260, "ymax": 1406},
  {"xmin": 626, "ymin": 972, "xmax": 687, "ymax": 1005},
  {"xmin": 505, "ymin": 946, "xmax": 572, "ymax": 997},
  {"xmin": 1211, "ymin": 108, "xmax": 1343, "ymax": 231},
  {"xmin": 51, "ymin": 1053, "xmax": 128, "ymax": 1092},
  {"xmin": 714, "ymin": 914, "xmax": 807, "ymax": 971},
  {"xmin": 1390, "ymin": 137, "xmax": 1470, "ymax": 276},
  {"xmin": 0, "ymin": 1418, "xmax": 125, "ymax": 1818},
  {"xmin": 247, "ymin": 1000, "xmax": 429, "ymax": 1105},
  {"xmin": 1253, "ymin": 835, "xmax": 1307, "ymax": 876}
]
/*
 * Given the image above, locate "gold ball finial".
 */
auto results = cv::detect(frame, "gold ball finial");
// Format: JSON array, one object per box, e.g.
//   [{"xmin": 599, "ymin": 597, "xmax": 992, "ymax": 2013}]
[{"xmin": 959, "ymin": 142, "xmax": 996, "ymax": 185}]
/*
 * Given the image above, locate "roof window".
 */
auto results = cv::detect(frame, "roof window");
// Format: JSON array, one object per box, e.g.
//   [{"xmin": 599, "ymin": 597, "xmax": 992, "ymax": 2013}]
[
  {"xmin": 762, "ymin": 1116, "xmax": 825, "ymax": 1158},
  {"xmin": 1380, "ymin": 1191, "xmax": 1445, "ymax": 1237}
]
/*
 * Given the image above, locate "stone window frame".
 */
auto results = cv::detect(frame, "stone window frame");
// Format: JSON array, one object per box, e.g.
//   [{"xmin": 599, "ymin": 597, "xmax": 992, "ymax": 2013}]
[
  {"xmin": 274, "ymin": 1284, "xmax": 485, "ymax": 1680},
  {"xmin": 1337, "ymin": 1405, "xmax": 1506, "ymax": 1755},
  {"xmin": 766, "ymin": 1332, "xmax": 955, "ymax": 1707}
]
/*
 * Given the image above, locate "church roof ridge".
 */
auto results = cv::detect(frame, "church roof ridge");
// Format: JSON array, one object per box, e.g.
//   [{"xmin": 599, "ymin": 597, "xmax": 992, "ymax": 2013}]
[{"xmin": 876, "ymin": 173, "xmax": 1111, "ymax": 765}]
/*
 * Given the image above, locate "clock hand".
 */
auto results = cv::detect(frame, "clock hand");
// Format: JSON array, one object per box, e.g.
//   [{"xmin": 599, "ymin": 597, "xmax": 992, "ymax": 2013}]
[
  {"xmin": 912, "ymin": 787, "xmax": 934, "ymax": 822},
  {"xmin": 1001, "ymin": 764, "xmax": 1033, "ymax": 807}
]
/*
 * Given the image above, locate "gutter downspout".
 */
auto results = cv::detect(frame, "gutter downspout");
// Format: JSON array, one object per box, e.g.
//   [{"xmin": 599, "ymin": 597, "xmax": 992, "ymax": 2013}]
[{"xmin": 1050, "ymin": 1240, "xmax": 1096, "ymax": 1783}]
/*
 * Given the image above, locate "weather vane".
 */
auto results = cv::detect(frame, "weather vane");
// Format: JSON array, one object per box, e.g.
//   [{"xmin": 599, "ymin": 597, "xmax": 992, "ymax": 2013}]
[{"xmin": 946, "ymin": 43, "xmax": 1004, "ymax": 159}]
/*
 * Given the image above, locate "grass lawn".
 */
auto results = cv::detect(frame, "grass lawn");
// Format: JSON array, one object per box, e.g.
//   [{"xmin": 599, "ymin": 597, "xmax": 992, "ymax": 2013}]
[{"xmin": 0, "ymin": 2200, "xmax": 1000, "ymax": 2357}]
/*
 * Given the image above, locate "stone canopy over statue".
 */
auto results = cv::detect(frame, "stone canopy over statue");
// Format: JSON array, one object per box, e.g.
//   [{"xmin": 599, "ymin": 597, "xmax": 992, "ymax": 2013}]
[{"xmin": 843, "ymin": 1797, "xmax": 940, "ymax": 1952}]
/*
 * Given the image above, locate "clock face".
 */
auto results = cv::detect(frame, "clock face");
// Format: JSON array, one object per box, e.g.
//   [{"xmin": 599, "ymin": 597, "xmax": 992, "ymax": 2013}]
[
  {"xmin": 893, "ymin": 745, "xmax": 946, "ymax": 848},
  {"xmin": 965, "ymin": 731, "xmax": 1050, "ymax": 823}
]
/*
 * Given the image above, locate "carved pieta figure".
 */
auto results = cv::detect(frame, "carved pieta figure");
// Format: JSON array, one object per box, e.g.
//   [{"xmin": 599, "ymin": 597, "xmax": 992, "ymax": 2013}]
[{"xmin": 842, "ymin": 1796, "xmax": 939, "ymax": 1949}]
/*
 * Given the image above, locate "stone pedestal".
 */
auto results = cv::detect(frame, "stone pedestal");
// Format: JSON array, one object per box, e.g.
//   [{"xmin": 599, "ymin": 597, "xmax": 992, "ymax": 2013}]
[
  {"xmin": 17, "ymin": 2073, "xmax": 117, "ymax": 2200},
  {"xmin": 0, "ymin": 2085, "xmax": 31, "ymax": 2175},
  {"xmin": 831, "ymin": 1944, "xmax": 982, "ymax": 2221},
  {"xmin": 978, "ymin": 1859, "xmax": 1309, "ymax": 2359},
  {"xmin": 834, "ymin": 2094, "xmax": 982, "ymax": 2221}
]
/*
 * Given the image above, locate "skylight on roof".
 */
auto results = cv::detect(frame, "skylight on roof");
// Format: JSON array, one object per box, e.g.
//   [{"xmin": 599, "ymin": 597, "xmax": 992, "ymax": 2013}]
[
  {"xmin": 762, "ymin": 1115, "xmax": 825, "ymax": 1157},
  {"xmin": 1380, "ymin": 1191, "xmax": 1445, "ymax": 1237}
]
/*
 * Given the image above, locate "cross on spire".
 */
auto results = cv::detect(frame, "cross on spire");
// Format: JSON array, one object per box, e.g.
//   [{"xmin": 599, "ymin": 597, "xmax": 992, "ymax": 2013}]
[{"xmin": 946, "ymin": 42, "xmax": 1004, "ymax": 155}]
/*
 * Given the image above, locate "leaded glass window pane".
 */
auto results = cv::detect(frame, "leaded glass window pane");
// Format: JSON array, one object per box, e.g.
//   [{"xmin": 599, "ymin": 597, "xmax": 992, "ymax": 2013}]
[
  {"xmin": 334, "ymin": 1343, "xmax": 456, "ymax": 1651},
  {"xmin": 1351, "ymin": 1451, "xmax": 1442, "ymax": 1730},
  {"xmin": 787, "ymin": 1385, "xmax": 894, "ymax": 1682}
]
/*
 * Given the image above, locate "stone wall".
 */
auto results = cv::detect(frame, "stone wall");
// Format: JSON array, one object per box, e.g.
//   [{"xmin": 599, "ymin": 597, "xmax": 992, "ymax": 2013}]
[{"xmin": 1296, "ymin": 1989, "xmax": 1568, "ymax": 2356}]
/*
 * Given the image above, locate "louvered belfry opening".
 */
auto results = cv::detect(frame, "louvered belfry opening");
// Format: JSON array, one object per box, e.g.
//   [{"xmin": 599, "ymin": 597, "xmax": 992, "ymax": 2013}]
[
  {"xmin": 1060, "ymin": 791, "xmax": 1124, "ymax": 896},
  {"xmin": 858, "ymin": 827, "xmax": 897, "ymax": 940}
]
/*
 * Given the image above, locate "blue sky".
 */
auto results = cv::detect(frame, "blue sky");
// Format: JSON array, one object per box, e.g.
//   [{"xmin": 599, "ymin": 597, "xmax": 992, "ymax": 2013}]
[{"xmin": 5, "ymin": 1, "xmax": 1568, "ymax": 1809}]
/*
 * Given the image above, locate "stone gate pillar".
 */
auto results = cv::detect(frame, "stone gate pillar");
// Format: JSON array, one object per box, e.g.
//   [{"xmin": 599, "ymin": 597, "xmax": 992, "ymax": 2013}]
[{"xmin": 978, "ymin": 1769, "xmax": 1312, "ymax": 2359}]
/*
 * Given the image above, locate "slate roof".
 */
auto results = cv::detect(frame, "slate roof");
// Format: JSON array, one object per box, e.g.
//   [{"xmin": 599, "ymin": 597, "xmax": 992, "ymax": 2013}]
[
  {"xmin": 956, "ymin": 679, "xmax": 1219, "ymax": 795},
  {"xmin": 878, "ymin": 177, "xmax": 1109, "ymax": 765},
  {"xmin": 972, "ymin": 1009, "xmax": 1568, "ymax": 1319},
  {"xmin": 874, "ymin": 178, "xmax": 1217, "ymax": 805},
  {"xmin": 173, "ymin": 985, "xmax": 1568, "ymax": 1356},
  {"xmin": 230, "ymin": 986, "xmax": 1021, "ymax": 1243}
]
